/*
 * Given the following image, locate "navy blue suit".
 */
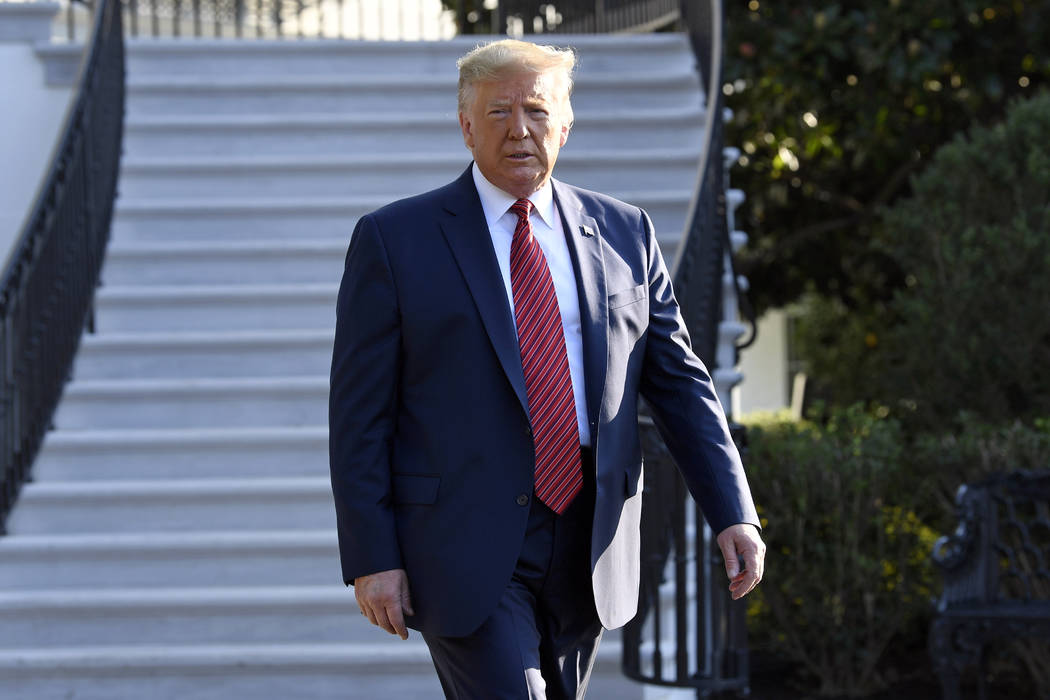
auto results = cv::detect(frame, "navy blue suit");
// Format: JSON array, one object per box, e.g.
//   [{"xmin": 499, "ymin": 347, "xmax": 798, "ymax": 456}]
[{"xmin": 329, "ymin": 165, "xmax": 759, "ymax": 640}]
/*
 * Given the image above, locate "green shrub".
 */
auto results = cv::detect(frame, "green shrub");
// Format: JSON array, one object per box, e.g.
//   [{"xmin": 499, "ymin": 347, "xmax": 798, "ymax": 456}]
[
  {"xmin": 909, "ymin": 416, "xmax": 1050, "ymax": 532},
  {"xmin": 792, "ymin": 91, "xmax": 1050, "ymax": 427},
  {"xmin": 743, "ymin": 405, "xmax": 937, "ymax": 696},
  {"xmin": 876, "ymin": 91, "xmax": 1050, "ymax": 427}
]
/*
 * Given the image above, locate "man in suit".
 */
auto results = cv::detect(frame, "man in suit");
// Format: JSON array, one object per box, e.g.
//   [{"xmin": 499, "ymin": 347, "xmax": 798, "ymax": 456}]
[{"xmin": 329, "ymin": 39, "xmax": 764, "ymax": 699}]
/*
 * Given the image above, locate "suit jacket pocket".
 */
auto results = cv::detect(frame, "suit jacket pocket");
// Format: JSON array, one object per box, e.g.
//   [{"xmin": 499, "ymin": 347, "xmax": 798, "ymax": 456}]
[
  {"xmin": 392, "ymin": 473, "xmax": 441, "ymax": 505},
  {"xmin": 608, "ymin": 284, "xmax": 645, "ymax": 310}
]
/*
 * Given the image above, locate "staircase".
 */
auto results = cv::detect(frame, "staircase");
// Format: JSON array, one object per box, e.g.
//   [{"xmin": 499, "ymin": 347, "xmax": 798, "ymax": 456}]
[{"xmin": 0, "ymin": 34, "xmax": 702, "ymax": 699}]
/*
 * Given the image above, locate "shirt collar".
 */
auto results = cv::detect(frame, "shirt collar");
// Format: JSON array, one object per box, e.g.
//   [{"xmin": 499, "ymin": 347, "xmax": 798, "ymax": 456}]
[{"xmin": 471, "ymin": 162, "xmax": 557, "ymax": 230}]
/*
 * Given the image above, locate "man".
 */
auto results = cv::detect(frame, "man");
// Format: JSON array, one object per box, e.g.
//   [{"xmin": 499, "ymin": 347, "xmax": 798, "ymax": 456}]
[{"xmin": 329, "ymin": 39, "xmax": 764, "ymax": 699}]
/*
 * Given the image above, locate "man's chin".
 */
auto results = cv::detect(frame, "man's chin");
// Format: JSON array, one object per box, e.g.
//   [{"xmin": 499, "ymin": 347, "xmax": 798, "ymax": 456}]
[{"xmin": 496, "ymin": 171, "xmax": 548, "ymax": 198}]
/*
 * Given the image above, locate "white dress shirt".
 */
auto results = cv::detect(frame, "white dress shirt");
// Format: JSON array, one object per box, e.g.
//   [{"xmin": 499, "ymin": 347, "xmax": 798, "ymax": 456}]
[{"xmin": 471, "ymin": 163, "xmax": 591, "ymax": 446}]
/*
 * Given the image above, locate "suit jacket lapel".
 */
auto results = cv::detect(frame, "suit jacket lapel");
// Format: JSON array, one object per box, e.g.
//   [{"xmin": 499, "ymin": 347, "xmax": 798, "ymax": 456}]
[
  {"xmin": 438, "ymin": 166, "xmax": 530, "ymax": 416},
  {"xmin": 553, "ymin": 179, "xmax": 609, "ymax": 435}
]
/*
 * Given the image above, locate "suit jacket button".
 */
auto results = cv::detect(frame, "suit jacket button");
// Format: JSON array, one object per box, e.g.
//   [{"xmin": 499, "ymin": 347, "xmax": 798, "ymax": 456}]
[{"xmin": 516, "ymin": 494, "xmax": 529, "ymax": 506}]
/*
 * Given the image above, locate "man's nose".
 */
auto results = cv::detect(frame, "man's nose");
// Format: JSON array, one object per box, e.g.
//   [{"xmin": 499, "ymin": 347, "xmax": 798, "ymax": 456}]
[{"xmin": 508, "ymin": 109, "xmax": 528, "ymax": 139}]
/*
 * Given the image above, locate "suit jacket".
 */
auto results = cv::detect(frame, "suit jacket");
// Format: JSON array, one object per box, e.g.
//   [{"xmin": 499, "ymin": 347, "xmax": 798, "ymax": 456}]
[{"xmin": 329, "ymin": 165, "xmax": 759, "ymax": 637}]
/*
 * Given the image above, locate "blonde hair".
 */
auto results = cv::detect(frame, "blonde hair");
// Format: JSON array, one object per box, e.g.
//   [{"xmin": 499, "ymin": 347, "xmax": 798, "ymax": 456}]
[{"xmin": 456, "ymin": 39, "xmax": 576, "ymax": 124}]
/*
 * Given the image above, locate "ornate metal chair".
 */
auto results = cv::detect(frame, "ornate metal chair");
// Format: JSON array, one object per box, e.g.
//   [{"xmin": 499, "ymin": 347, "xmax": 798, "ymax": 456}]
[{"xmin": 930, "ymin": 470, "xmax": 1050, "ymax": 699}]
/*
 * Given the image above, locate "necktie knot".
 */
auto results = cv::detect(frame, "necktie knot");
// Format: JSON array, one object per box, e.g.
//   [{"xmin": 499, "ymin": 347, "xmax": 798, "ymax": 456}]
[{"xmin": 510, "ymin": 198, "xmax": 533, "ymax": 222}]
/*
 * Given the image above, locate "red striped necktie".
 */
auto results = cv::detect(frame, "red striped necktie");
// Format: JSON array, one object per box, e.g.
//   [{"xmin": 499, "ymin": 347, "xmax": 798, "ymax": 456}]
[{"xmin": 508, "ymin": 198, "xmax": 582, "ymax": 514}]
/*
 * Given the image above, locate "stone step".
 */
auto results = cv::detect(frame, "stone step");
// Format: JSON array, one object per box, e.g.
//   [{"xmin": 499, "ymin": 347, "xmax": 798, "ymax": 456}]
[
  {"xmin": 110, "ymin": 194, "xmax": 383, "ymax": 241},
  {"xmin": 0, "ymin": 639, "xmax": 636, "ymax": 700},
  {"xmin": 74, "ymin": 330, "xmax": 333, "ymax": 379},
  {"xmin": 33, "ymin": 427, "xmax": 327, "ymax": 481},
  {"xmin": 109, "ymin": 191, "xmax": 691, "ymax": 248},
  {"xmin": 0, "ymin": 642, "xmax": 443, "ymax": 700},
  {"xmin": 55, "ymin": 376, "xmax": 328, "ymax": 430},
  {"xmin": 123, "ymin": 109, "xmax": 705, "ymax": 157},
  {"xmin": 101, "ymin": 239, "xmax": 346, "ymax": 286},
  {"xmin": 127, "ymin": 70, "xmax": 701, "ymax": 115},
  {"xmin": 125, "ymin": 34, "xmax": 694, "ymax": 77},
  {"xmin": 0, "ymin": 586, "xmax": 375, "ymax": 648},
  {"xmin": 0, "ymin": 531, "xmax": 339, "ymax": 589},
  {"xmin": 93, "ymin": 283, "xmax": 338, "ymax": 332},
  {"xmin": 7, "ymin": 477, "xmax": 333, "ymax": 535},
  {"xmin": 116, "ymin": 150, "xmax": 701, "ymax": 200}
]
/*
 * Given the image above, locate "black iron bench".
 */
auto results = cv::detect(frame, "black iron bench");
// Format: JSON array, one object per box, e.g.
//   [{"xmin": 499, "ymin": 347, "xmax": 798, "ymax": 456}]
[{"xmin": 929, "ymin": 470, "xmax": 1050, "ymax": 699}]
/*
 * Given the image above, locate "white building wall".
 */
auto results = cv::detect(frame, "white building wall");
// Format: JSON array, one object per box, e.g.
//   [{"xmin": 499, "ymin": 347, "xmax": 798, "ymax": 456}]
[
  {"xmin": 0, "ymin": 2, "xmax": 74, "ymax": 269},
  {"xmin": 732, "ymin": 309, "xmax": 790, "ymax": 416}
]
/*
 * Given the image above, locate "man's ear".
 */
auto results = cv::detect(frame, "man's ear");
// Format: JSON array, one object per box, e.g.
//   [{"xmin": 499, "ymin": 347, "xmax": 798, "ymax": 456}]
[{"xmin": 458, "ymin": 112, "xmax": 474, "ymax": 149}]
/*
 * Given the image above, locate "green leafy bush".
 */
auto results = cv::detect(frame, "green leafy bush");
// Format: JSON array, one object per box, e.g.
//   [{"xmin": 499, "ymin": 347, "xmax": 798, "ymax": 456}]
[
  {"xmin": 876, "ymin": 91, "xmax": 1050, "ymax": 427},
  {"xmin": 743, "ymin": 406, "xmax": 937, "ymax": 696},
  {"xmin": 791, "ymin": 91, "xmax": 1050, "ymax": 426},
  {"xmin": 909, "ymin": 416, "xmax": 1050, "ymax": 532}
]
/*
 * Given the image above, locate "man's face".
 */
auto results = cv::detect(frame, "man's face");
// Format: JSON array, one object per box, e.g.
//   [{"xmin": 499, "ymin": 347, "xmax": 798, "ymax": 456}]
[{"xmin": 458, "ymin": 70, "xmax": 570, "ymax": 199}]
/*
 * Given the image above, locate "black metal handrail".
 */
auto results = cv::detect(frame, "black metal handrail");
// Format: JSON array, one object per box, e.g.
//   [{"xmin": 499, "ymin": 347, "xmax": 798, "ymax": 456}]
[
  {"xmin": 0, "ymin": 0, "xmax": 125, "ymax": 532},
  {"xmin": 98, "ymin": 0, "xmax": 678, "ymax": 39},
  {"xmin": 494, "ymin": 0, "xmax": 679, "ymax": 34},
  {"xmin": 620, "ymin": 0, "xmax": 753, "ymax": 694}
]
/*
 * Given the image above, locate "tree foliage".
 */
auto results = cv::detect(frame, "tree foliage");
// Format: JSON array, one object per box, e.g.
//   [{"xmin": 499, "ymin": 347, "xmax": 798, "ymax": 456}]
[
  {"xmin": 794, "ymin": 90, "xmax": 1050, "ymax": 425},
  {"xmin": 879, "ymin": 90, "xmax": 1050, "ymax": 424},
  {"xmin": 724, "ymin": 0, "xmax": 1050, "ymax": 313}
]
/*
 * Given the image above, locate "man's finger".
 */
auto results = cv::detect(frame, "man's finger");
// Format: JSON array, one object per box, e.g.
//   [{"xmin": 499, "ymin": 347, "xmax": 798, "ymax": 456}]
[
  {"xmin": 386, "ymin": 603, "xmax": 409, "ymax": 640},
  {"xmin": 361, "ymin": 603, "xmax": 379, "ymax": 627},
  {"xmin": 371, "ymin": 605, "xmax": 398, "ymax": 636},
  {"xmin": 728, "ymin": 571, "xmax": 755, "ymax": 599},
  {"xmin": 720, "ymin": 539, "xmax": 740, "ymax": 579}
]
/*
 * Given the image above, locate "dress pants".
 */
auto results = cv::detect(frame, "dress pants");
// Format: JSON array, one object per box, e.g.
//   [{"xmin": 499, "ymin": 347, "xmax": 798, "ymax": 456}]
[{"xmin": 422, "ymin": 448, "xmax": 603, "ymax": 700}]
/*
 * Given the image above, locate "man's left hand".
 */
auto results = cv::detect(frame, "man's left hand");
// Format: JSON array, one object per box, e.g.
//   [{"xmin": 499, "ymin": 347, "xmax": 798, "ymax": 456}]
[{"xmin": 716, "ymin": 523, "xmax": 765, "ymax": 600}]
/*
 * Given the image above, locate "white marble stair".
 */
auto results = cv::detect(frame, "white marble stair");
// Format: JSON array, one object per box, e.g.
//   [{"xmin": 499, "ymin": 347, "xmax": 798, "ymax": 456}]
[
  {"xmin": 0, "ymin": 31, "xmax": 697, "ymax": 699},
  {"xmin": 7, "ymin": 478, "xmax": 334, "ymax": 534},
  {"xmin": 128, "ymin": 71, "xmax": 701, "ymax": 115},
  {"xmin": 110, "ymin": 191, "xmax": 689, "ymax": 245},
  {"xmin": 93, "ymin": 283, "xmax": 339, "ymax": 332},
  {"xmin": 100, "ymin": 240, "xmax": 348, "ymax": 286},
  {"xmin": 124, "ymin": 108, "xmax": 705, "ymax": 156},
  {"xmin": 123, "ymin": 35, "xmax": 694, "ymax": 77},
  {"xmin": 0, "ymin": 531, "xmax": 339, "ymax": 589},
  {"xmin": 116, "ymin": 150, "xmax": 701, "ymax": 200},
  {"xmin": 33, "ymin": 427, "xmax": 328, "ymax": 481},
  {"xmin": 0, "ymin": 643, "xmax": 443, "ymax": 700},
  {"xmin": 74, "ymin": 330, "xmax": 334, "ymax": 379},
  {"xmin": 54, "ymin": 376, "xmax": 329, "ymax": 429}
]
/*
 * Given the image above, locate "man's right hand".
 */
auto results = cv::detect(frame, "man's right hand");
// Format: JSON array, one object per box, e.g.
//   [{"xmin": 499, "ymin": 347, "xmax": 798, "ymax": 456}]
[{"xmin": 354, "ymin": 568, "xmax": 415, "ymax": 640}]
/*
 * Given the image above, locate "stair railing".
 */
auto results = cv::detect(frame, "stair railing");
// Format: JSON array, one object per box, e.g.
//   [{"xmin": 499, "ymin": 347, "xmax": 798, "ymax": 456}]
[
  {"xmin": 102, "ymin": 0, "xmax": 679, "ymax": 39},
  {"xmin": 0, "ymin": 0, "xmax": 125, "ymax": 532},
  {"xmin": 620, "ymin": 0, "xmax": 757, "ymax": 694}
]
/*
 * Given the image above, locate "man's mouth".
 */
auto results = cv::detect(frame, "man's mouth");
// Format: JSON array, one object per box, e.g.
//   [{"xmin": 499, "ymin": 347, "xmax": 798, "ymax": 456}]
[{"xmin": 508, "ymin": 152, "xmax": 533, "ymax": 160}]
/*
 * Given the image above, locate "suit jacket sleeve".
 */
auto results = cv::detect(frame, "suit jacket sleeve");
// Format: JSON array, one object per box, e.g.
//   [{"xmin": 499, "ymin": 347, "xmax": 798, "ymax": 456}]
[
  {"xmin": 636, "ymin": 210, "xmax": 760, "ymax": 534},
  {"xmin": 329, "ymin": 213, "xmax": 404, "ymax": 584}
]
